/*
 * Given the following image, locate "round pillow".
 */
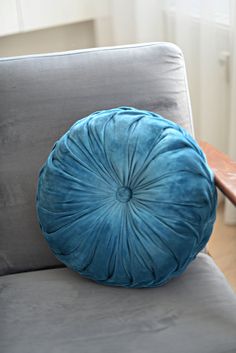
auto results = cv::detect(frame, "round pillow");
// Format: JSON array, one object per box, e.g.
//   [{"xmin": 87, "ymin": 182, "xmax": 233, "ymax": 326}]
[{"xmin": 36, "ymin": 107, "xmax": 217, "ymax": 288}]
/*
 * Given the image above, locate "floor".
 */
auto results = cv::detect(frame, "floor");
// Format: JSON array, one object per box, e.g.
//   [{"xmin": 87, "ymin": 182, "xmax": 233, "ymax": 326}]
[{"xmin": 207, "ymin": 204, "xmax": 236, "ymax": 292}]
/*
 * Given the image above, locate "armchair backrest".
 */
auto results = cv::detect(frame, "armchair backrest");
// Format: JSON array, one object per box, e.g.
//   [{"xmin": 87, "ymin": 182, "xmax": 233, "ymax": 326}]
[{"xmin": 0, "ymin": 42, "xmax": 194, "ymax": 275}]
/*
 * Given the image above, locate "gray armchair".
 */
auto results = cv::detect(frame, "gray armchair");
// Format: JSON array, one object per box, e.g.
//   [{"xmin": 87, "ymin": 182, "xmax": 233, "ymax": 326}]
[{"xmin": 1, "ymin": 42, "xmax": 236, "ymax": 353}]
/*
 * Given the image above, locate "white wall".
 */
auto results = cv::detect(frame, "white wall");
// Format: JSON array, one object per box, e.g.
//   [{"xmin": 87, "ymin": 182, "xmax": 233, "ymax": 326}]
[
  {"xmin": 0, "ymin": 0, "xmax": 113, "ymax": 56},
  {"xmin": 0, "ymin": 20, "xmax": 95, "ymax": 57}
]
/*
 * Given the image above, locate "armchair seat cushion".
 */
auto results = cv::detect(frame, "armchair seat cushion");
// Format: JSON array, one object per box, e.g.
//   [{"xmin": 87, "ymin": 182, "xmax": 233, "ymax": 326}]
[
  {"xmin": 1, "ymin": 253, "xmax": 236, "ymax": 353},
  {"xmin": 36, "ymin": 107, "xmax": 217, "ymax": 288}
]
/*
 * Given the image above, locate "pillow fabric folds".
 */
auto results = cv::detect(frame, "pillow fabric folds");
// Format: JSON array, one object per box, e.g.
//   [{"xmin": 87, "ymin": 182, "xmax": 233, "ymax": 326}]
[{"xmin": 36, "ymin": 107, "xmax": 217, "ymax": 288}]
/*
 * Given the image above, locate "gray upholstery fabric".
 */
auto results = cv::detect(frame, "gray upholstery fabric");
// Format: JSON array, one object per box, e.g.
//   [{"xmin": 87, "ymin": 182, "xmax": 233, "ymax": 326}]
[
  {"xmin": 1, "ymin": 253, "xmax": 236, "ymax": 353},
  {"xmin": 1, "ymin": 43, "xmax": 236, "ymax": 353},
  {"xmin": 0, "ymin": 42, "xmax": 194, "ymax": 275}
]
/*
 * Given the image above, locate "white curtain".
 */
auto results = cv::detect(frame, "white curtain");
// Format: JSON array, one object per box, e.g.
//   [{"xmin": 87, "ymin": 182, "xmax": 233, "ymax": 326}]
[
  {"xmin": 109, "ymin": 0, "xmax": 236, "ymax": 224},
  {"xmin": 225, "ymin": 0, "xmax": 236, "ymax": 224}
]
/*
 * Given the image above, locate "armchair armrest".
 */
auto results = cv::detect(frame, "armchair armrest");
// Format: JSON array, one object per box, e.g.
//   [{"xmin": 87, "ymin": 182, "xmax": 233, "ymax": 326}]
[{"xmin": 199, "ymin": 140, "xmax": 236, "ymax": 206}]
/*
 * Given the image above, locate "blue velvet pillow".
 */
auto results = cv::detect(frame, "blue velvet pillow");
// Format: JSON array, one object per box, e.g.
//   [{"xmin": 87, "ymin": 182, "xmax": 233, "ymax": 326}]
[{"xmin": 36, "ymin": 107, "xmax": 217, "ymax": 288}]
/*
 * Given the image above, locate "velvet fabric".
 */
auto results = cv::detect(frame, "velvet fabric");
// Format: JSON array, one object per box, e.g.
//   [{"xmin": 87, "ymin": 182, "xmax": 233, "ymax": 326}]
[
  {"xmin": 36, "ymin": 107, "xmax": 217, "ymax": 288},
  {"xmin": 0, "ymin": 42, "xmax": 194, "ymax": 276}
]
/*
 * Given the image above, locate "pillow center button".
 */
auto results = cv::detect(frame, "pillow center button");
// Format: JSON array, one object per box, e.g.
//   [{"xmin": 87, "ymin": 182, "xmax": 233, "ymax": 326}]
[{"xmin": 116, "ymin": 186, "xmax": 132, "ymax": 203}]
